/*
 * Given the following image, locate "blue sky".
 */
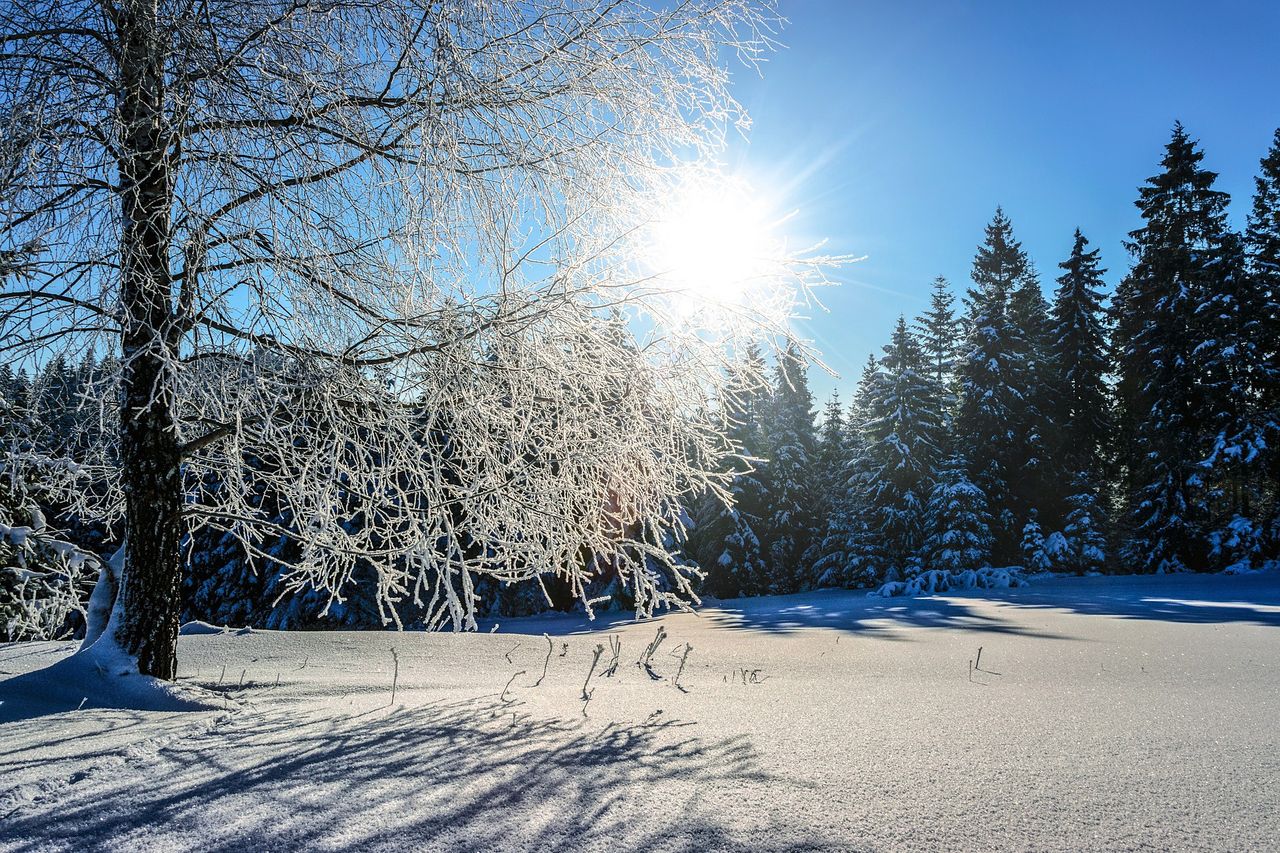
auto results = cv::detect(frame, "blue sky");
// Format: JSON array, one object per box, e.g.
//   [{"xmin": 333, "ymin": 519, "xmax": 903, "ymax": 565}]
[{"xmin": 720, "ymin": 0, "xmax": 1280, "ymax": 401}]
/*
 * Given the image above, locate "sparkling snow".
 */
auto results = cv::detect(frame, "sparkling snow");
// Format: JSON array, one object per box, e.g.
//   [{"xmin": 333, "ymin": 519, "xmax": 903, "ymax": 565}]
[{"xmin": 2, "ymin": 572, "xmax": 1279, "ymax": 851}]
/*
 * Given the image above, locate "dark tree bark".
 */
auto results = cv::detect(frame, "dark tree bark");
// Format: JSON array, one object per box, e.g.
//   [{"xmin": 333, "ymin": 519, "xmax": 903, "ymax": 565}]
[{"xmin": 113, "ymin": 1, "xmax": 183, "ymax": 680}]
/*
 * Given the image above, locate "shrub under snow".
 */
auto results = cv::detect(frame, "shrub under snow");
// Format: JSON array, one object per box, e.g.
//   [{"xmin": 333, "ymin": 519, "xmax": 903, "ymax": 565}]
[{"xmin": 871, "ymin": 567, "xmax": 1028, "ymax": 598}]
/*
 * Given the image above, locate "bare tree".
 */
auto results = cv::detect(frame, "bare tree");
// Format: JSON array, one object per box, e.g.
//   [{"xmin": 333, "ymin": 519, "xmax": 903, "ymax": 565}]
[{"xmin": 0, "ymin": 0, "xmax": 828, "ymax": 682}]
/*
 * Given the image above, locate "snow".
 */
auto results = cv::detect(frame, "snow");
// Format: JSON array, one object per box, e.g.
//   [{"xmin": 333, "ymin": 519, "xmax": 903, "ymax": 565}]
[{"xmin": 3, "ymin": 572, "xmax": 1280, "ymax": 851}]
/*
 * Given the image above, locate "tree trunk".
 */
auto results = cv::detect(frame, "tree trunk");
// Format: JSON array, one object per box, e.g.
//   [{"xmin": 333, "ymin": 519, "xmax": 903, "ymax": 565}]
[{"xmin": 113, "ymin": 1, "xmax": 183, "ymax": 681}]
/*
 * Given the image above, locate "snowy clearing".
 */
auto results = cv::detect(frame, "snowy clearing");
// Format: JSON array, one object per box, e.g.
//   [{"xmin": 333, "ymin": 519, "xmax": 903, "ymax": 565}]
[{"xmin": 2, "ymin": 572, "xmax": 1279, "ymax": 852}]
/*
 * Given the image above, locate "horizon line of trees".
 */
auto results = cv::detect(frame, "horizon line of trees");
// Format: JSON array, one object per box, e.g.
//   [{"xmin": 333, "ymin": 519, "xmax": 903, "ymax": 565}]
[
  {"xmin": 686, "ymin": 122, "xmax": 1280, "ymax": 597},
  {"xmin": 4, "ymin": 121, "xmax": 1279, "ymax": 637}
]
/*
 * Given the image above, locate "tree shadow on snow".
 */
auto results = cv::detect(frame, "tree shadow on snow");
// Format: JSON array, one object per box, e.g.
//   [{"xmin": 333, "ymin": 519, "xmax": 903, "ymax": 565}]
[
  {"xmin": 979, "ymin": 572, "xmax": 1280, "ymax": 629},
  {"xmin": 0, "ymin": 695, "xmax": 851, "ymax": 853},
  {"xmin": 700, "ymin": 589, "xmax": 1073, "ymax": 640}
]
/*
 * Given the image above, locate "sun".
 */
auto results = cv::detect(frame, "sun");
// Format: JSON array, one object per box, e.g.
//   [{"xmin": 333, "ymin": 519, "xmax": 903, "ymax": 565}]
[{"xmin": 649, "ymin": 178, "xmax": 780, "ymax": 309}]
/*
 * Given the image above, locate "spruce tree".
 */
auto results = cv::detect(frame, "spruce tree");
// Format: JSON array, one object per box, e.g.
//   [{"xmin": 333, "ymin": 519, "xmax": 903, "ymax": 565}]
[
  {"xmin": 914, "ymin": 276, "xmax": 962, "ymax": 409},
  {"xmin": 1060, "ymin": 474, "xmax": 1108, "ymax": 574},
  {"xmin": 1112, "ymin": 123, "xmax": 1235, "ymax": 572},
  {"xmin": 1194, "ymin": 229, "xmax": 1271, "ymax": 569},
  {"xmin": 1019, "ymin": 509, "xmax": 1052, "ymax": 572},
  {"xmin": 812, "ymin": 355, "xmax": 877, "ymax": 587},
  {"xmin": 1244, "ymin": 128, "xmax": 1280, "ymax": 560},
  {"xmin": 688, "ymin": 345, "xmax": 771, "ymax": 598},
  {"xmin": 1049, "ymin": 230, "xmax": 1112, "ymax": 483},
  {"xmin": 861, "ymin": 317, "xmax": 945, "ymax": 574},
  {"xmin": 814, "ymin": 391, "xmax": 847, "ymax": 517},
  {"xmin": 922, "ymin": 454, "xmax": 993, "ymax": 572},
  {"xmin": 761, "ymin": 339, "xmax": 818, "ymax": 593},
  {"xmin": 956, "ymin": 207, "xmax": 1030, "ymax": 562},
  {"xmin": 1009, "ymin": 263, "xmax": 1057, "ymax": 526}
]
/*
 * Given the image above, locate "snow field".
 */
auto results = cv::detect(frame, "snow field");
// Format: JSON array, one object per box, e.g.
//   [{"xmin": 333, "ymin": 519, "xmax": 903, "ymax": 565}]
[{"xmin": 2, "ymin": 572, "xmax": 1279, "ymax": 852}]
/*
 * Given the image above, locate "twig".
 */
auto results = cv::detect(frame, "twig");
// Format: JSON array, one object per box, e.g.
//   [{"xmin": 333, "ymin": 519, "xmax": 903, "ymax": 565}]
[
  {"xmin": 583, "ymin": 644, "xmax": 604, "ymax": 701},
  {"xmin": 603, "ymin": 634, "xmax": 622, "ymax": 677},
  {"xmin": 238, "ymin": 669, "xmax": 247, "ymax": 689},
  {"xmin": 672, "ymin": 644, "xmax": 692, "ymax": 692},
  {"xmin": 975, "ymin": 646, "xmax": 983, "ymax": 670},
  {"xmin": 582, "ymin": 645, "xmax": 604, "ymax": 718},
  {"xmin": 502, "ymin": 670, "xmax": 526, "ymax": 703},
  {"xmin": 637, "ymin": 626, "xmax": 667, "ymax": 680},
  {"xmin": 218, "ymin": 663, "xmax": 227, "ymax": 685},
  {"xmin": 389, "ymin": 647, "xmax": 400, "ymax": 705},
  {"xmin": 533, "ymin": 633, "xmax": 553, "ymax": 687},
  {"xmin": 504, "ymin": 643, "xmax": 520, "ymax": 664}
]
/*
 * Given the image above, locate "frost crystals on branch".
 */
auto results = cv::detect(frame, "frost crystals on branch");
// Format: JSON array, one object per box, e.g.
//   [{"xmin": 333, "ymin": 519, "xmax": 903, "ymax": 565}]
[{"xmin": 0, "ymin": 0, "xmax": 836, "ymax": 680}]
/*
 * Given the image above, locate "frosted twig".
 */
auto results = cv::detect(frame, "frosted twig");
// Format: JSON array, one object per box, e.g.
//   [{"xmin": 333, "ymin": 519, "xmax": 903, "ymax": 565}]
[
  {"xmin": 390, "ymin": 647, "xmax": 400, "ymax": 705},
  {"xmin": 586, "ymin": 645, "xmax": 604, "ymax": 701},
  {"xmin": 603, "ymin": 635, "xmax": 622, "ymax": 677},
  {"xmin": 637, "ymin": 626, "xmax": 667, "ymax": 680},
  {"xmin": 533, "ymin": 633, "xmax": 553, "ymax": 688},
  {"xmin": 673, "ymin": 644, "xmax": 692, "ymax": 692},
  {"xmin": 502, "ymin": 670, "xmax": 526, "ymax": 704}
]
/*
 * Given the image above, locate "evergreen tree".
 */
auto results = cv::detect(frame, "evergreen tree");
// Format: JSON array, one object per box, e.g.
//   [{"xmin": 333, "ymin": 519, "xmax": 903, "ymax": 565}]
[
  {"xmin": 1112, "ymin": 123, "xmax": 1236, "ymax": 572},
  {"xmin": 922, "ymin": 454, "xmax": 993, "ymax": 572},
  {"xmin": 812, "ymin": 355, "xmax": 877, "ymax": 587},
  {"xmin": 1060, "ymin": 475, "xmax": 1108, "ymax": 574},
  {"xmin": 861, "ymin": 317, "xmax": 945, "ymax": 574},
  {"xmin": 814, "ymin": 391, "xmax": 847, "ymax": 515},
  {"xmin": 914, "ymin": 275, "xmax": 962, "ymax": 411},
  {"xmin": 1244, "ymin": 128, "xmax": 1280, "ymax": 559},
  {"xmin": 1019, "ymin": 509, "xmax": 1052, "ymax": 572},
  {"xmin": 691, "ymin": 345, "xmax": 771, "ymax": 597},
  {"xmin": 956, "ymin": 207, "xmax": 1030, "ymax": 561},
  {"xmin": 1009, "ymin": 263, "xmax": 1057, "ymax": 526},
  {"xmin": 1049, "ymin": 230, "xmax": 1112, "ymax": 484},
  {"xmin": 761, "ymin": 339, "xmax": 818, "ymax": 593},
  {"xmin": 1193, "ymin": 229, "xmax": 1271, "ymax": 569}
]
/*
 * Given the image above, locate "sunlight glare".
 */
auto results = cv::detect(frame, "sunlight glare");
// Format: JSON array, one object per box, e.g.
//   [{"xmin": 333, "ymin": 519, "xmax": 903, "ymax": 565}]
[{"xmin": 649, "ymin": 178, "xmax": 782, "ymax": 310}]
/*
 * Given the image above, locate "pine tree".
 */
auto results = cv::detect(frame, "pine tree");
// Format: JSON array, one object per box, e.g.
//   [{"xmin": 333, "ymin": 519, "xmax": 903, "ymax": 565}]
[
  {"xmin": 1060, "ymin": 475, "xmax": 1108, "ymax": 574},
  {"xmin": 914, "ymin": 276, "xmax": 962, "ymax": 410},
  {"xmin": 812, "ymin": 355, "xmax": 877, "ymax": 587},
  {"xmin": 922, "ymin": 454, "xmax": 993, "ymax": 572},
  {"xmin": 1194, "ymin": 229, "xmax": 1271, "ymax": 569},
  {"xmin": 684, "ymin": 345, "xmax": 772, "ymax": 598},
  {"xmin": 861, "ymin": 317, "xmax": 945, "ymax": 575},
  {"xmin": 1009, "ymin": 263, "xmax": 1058, "ymax": 526},
  {"xmin": 1244, "ymin": 128, "xmax": 1280, "ymax": 560},
  {"xmin": 1049, "ymin": 230, "xmax": 1112, "ymax": 483},
  {"xmin": 814, "ymin": 391, "xmax": 847, "ymax": 516},
  {"xmin": 1112, "ymin": 123, "xmax": 1236, "ymax": 572},
  {"xmin": 1020, "ymin": 509, "xmax": 1052, "ymax": 572},
  {"xmin": 761, "ymin": 340, "xmax": 818, "ymax": 593},
  {"xmin": 956, "ymin": 207, "xmax": 1030, "ymax": 561}
]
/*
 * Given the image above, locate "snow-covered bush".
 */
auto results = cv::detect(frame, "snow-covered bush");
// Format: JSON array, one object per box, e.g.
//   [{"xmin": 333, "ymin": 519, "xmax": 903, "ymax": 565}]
[{"xmin": 872, "ymin": 567, "xmax": 1028, "ymax": 598}]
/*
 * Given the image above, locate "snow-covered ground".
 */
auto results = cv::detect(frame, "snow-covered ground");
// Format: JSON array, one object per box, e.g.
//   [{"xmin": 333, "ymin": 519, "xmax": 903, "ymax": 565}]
[{"xmin": 2, "ymin": 572, "xmax": 1279, "ymax": 852}]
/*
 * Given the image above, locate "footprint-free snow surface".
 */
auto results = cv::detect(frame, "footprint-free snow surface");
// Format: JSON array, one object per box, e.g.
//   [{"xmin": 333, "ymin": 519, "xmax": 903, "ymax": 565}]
[{"xmin": 2, "ymin": 573, "xmax": 1279, "ymax": 852}]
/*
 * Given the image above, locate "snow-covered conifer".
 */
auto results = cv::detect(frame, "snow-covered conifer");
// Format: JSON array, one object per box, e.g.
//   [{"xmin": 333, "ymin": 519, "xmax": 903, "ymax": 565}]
[
  {"xmin": 1019, "ymin": 509, "xmax": 1053, "ymax": 573},
  {"xmin": 1061, "ymin": 477, "xmax": 1108, "ymax": 574},
  {"xmin": 956, "ymin": 208, "xmax": 1030, "ymax": 561},
  {"xmin": 1113, "ymin": 124, "xmax": 1237, "ymax": 572},
  {"xmin": 761, "ymin": 340, "xmax": 819, "ymax": 593},
  {"xmin": 922, "ymin": 455, "xmax": 993, "ymax": 572},
  {"xmin": 861, "ymin": 318, "xmax": 945, "ymax": 574}
]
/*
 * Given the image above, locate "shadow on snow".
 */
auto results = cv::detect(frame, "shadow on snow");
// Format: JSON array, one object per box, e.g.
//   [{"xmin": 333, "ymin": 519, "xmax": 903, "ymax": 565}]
[{"xmin": 0, "ymin": 695, "xmax": 845, "ymax": 853}]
